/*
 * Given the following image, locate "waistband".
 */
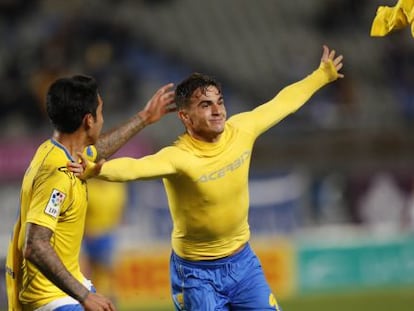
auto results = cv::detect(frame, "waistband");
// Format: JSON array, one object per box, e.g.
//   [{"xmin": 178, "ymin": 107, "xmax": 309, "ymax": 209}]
[{"xmin": 172, "ymin": 243, "xmax": 251, "ymax": 268}]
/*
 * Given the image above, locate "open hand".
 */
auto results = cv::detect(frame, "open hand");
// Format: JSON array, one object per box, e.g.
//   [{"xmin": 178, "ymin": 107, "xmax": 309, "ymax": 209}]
[
  {"xmin": 67, "ymin": 153, "xmax": 105, "ymax": 180},
  {"xmin": 321, "ymin": 45, "xmax": 344, "ymax": 79},
  {"xmin": 138, "ymin": 83, "xmax": 176, "ymax": 125}
]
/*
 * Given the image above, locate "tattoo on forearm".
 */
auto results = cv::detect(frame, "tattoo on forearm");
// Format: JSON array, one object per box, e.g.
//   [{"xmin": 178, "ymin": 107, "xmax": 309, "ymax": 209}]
[
  {"xmin": 25, "ymin": 224, "xmax": 89, "ymax": 302},
  {"xmin": 95, "ymin": 114, "xmax": 146, "ymax": 160}
]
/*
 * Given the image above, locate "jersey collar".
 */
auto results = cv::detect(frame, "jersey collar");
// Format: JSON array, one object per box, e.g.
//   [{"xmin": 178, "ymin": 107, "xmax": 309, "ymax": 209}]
[{"xmin": 50, "ymin": 138, "xmax": 75, "ymax": 162}]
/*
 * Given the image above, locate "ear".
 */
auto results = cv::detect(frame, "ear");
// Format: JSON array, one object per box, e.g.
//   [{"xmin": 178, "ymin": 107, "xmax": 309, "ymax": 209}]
[
  {"xmin": 178, "ymin": 110, "xmax": 189, "ymax": 122},
  {"xmin": 83, "ymin": 113, "xmax": 94, "ymax": 130}
]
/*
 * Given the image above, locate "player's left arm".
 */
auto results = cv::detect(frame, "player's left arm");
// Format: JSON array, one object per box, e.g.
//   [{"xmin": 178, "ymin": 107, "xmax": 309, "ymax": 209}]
[
  {"xmin": 232, "ymin": 45, "xmax": 343, "ymax": 135},
  {"xmin": 23, "ymin": 223, "xmax": 92, "ymax": 303},
  {"xmin": 94, "ymin": 83, "xmax": 176, "ymax": 161}
]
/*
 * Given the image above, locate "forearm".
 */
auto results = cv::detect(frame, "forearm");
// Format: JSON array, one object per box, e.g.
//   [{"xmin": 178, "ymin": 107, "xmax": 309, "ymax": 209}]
[
  {"xmin": 24, "ymin": 224, "xmax": 89, "ymax": 302},
  {"xmin": 98, "ymin": 156, "xmax": 174, "ymax": 181},
  {"xmin": 250, "ymin": 60, "xmax": 338, "ymax": 132},
  {"xmin": 95, "ymin": 112, "xmax": 148, "ymax": 161},
  {"xmin": 269, "ymin": 61, "xmax": 336, "ymax": 114}
]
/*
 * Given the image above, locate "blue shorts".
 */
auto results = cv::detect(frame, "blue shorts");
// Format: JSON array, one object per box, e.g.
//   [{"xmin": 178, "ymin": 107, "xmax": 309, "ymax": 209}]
[
  {"xmin": 50, "ymin": 285, "xmax": 96, "ymax": 311},
  {"xmin": 82, "ymin": 233, "xmax": 115, "ymax": 266},
  {"xmin": 170, "ymin": 243, "xmax": 282, "ymax": 311}
]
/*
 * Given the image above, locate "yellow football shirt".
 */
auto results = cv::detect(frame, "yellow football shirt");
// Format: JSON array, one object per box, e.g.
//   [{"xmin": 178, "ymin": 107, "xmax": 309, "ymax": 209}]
[
  {"xmin": 6, "ymin": 139, "xmax": 90, "ymax": 310},
  {"xmin": 90, "ymin": 61, "xmax": 338, "ymax": 260},
  {"xmin": 84, "ymin": 179, "xmax": 127, "ymax": 237}
]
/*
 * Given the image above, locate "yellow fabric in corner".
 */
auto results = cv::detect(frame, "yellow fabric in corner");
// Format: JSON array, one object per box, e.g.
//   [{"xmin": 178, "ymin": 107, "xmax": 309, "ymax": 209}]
[{"xmin": 370, "ymin": 0, "xmax": 414, "ymax": 37}]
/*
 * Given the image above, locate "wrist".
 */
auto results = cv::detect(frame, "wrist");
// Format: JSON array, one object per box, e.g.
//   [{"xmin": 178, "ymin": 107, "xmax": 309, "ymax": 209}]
[
  {"xmin": 318, "ymin": 60, "xmax": 338, "ymax": 82},
  {"xmin": 78, "ymin": 289, "xmax": 90, "ymax": 304},
  {"xmin": 137, "ymin": 111, "xmax": 150, "ymax": 126}
]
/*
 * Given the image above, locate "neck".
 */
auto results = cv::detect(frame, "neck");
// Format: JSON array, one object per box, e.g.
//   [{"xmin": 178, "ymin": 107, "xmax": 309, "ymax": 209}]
[
  {"xmin": 187, "ymin": 130, "xmax": 222, "ymax": 143},
  {"xmin": 52, "ymin": 131, "xmax": 89, "ymax": 161}
]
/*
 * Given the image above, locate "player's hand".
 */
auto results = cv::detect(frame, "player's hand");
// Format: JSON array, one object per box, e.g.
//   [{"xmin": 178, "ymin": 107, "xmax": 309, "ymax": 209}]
[
  {"xmin": 138, "ymin": 83, "xmax": 176, "ymax": 125},
  {"xmin": 81, "ymin": 292, "xmax": 117, "ymax": 311},
  {"xmin": 67, "ymin": 153, "xmax": 104, "ymax": 180},
  {"xmin": 320, "ymin": 45, "xmax": 344, "ymax": 80}
]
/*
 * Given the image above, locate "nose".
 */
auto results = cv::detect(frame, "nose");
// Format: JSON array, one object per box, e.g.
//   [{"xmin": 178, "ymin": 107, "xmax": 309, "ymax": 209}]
[{"xmin": 211, "ymin": 103, "xmax": 221, "ymax": 114}]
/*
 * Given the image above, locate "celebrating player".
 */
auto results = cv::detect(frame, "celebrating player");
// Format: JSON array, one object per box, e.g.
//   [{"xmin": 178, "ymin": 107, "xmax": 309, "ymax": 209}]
[
  {"xmin": 5, "ymin": 76, "xmax": 175, "ymax": 311},
  {"xmin": 70, "ymin": 45, "xmax": 344, "ymax": 310}
]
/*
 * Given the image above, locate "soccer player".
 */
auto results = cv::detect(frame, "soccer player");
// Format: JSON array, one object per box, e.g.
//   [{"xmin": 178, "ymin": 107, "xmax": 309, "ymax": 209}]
[
  {"xmin": 70, "ymin": 45, "xmax": 344, "ymax": 310},
  {"xmin": 80, "ymin": 179, "xmax": 128, "ymax": 302},
  {"xmin": 5, "ymin": 75, "xmax": 175, "ymax": 311}
]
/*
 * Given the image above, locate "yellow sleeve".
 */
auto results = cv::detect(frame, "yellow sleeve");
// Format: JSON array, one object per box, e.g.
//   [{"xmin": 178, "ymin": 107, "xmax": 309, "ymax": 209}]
[
  {"xmin": 26, "ymin": 166, "xmax": 71, "ymax": 232},
  {"xmin": 229, "ymin": 60, "xmax": 339, "ymax": 135},
  {"xmin": 97, "ymin": 148, "xmax": 177, "ymax": 182},
  {"xmin": 370, "ymin": 0, "xmax": 414, "ymax": 37},
  {"xmin": 84, "ymin": 145, "xmax": 98, "ymax": 162}
]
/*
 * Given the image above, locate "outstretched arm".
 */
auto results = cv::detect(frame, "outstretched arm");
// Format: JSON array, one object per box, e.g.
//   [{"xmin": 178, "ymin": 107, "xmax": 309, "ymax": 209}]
[
  {"xmin": 69, "ymin": 148, "xmax": 177, "ymax": 182},
  {"xmin": 95, "ymin": 83, "xmax": 176, "ymax": 161},
  {"xmin": 232, "ymin": 45, "xmax": 344, "ymax": 134}
]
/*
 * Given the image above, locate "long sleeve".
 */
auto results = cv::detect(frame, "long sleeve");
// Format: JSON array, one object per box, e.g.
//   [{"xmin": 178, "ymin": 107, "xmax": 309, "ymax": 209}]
[
  {"xmin": 97, "ymin": 149, "xmax": 177, "ymax": 182},
  {"xmin": 229, "ymin": 59, "xmax": 339, "ymax": 135}
]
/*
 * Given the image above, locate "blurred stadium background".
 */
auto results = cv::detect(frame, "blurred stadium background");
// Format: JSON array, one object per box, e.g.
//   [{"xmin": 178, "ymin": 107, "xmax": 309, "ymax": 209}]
[{"xmin": 1, "ymin": 0, "xmax": 414, "ymax": 310}]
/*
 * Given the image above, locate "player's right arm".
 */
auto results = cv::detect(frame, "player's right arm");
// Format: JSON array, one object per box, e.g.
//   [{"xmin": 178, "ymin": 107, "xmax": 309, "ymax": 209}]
[
  {"xmin": 69, "ymin": 148, "xmax": 177, "ymax": 182},
  {"xmin": 23, "ymin": 223, "xmax": 116, "ymax": 311}
]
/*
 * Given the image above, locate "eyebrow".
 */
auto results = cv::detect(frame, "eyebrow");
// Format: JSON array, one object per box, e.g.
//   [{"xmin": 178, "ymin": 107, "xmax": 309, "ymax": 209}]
[{"xmin": 197, "ymin": 95, "xmax": 224, "ymax": 106}]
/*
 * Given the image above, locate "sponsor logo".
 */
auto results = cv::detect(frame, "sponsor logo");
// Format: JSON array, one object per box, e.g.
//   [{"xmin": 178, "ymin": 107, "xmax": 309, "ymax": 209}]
[{"xmin": 196, "ymin": 150, "xmax": 251, "ymax": 182}]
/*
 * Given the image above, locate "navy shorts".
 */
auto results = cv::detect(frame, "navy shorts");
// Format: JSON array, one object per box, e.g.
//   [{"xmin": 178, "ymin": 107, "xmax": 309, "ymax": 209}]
[{"xmin": 170, "ymin": 243, "xmax": 282, "ymax": 311}]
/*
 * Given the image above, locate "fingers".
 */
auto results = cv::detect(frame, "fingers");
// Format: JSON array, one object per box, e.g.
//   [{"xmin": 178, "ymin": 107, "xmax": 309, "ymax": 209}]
[
  {"xmin": 166, "ymin": 104, "xmax": 177, "ymax": 112},
  {"xmin": 67, "ymin": 161, "xmax": 83, "ymax": 177},
  {"xmin": 159, "ymin": 82, "xmax": 174, "ymax": 93},
  {"xmin": 333, "ymin": 54, "xmax": 343, "ymax": 66},
  {"xmin": 108, "ymin": 300, "xmax": 117, "ymax": 311},
  {"xmin": 322, "ymin": 45, "xmax": 329, "ymax": 60},
  {"xmin": 161, "ymin": 90, "xmax": 175, "ymax": 104},
  {"xmin": 83, "ymin": 293, "xmax": 117, "ymax": 311},
  {"xmin": 154, "ymin": 83, "xmax": 175, "ymax": 99},
  {"xmin": 322, "ymin": 44, "xmax": 344, "ymax": 79},
  {"xmin": 152, "ymin": 84, "xmax": 175, "ymax": 108},
  {"xmin": 76, "ymin": 152, "xmax": 88, "ymax": 167},
  {"xmin": 329, "ymin": 49, "xmax": 336, "ymax": 60}
]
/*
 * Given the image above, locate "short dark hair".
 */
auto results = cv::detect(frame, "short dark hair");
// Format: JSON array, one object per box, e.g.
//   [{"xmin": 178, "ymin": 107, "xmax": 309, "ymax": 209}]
[
  {"xmin": 175, "ymin": 73, "xmax": 222, "ymax": 109},
  {"xmin": 46, "ymin": 75, "xmax": 99, "ymax": 133}
]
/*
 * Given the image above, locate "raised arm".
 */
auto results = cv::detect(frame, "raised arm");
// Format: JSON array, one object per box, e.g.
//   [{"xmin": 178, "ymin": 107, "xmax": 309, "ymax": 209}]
[
  {"xmin": 231, "ymin": 45, "xmax": 344, "ymax": 134},
  {"xmin": 95, "ymin": 83, "xmax": 176, "ymax": 161}
]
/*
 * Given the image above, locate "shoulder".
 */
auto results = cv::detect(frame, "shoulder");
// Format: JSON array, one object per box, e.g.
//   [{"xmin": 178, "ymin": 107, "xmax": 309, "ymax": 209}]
[{"xmin": 32, "ymin": 143, "xmax": 74, "ymax": 187}]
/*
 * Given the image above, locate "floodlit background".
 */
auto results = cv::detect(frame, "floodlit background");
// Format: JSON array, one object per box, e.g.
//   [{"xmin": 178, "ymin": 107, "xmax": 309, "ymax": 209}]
[{"xmin": 1, "ymin": 0, "xmax": 414, "ymax": 310}]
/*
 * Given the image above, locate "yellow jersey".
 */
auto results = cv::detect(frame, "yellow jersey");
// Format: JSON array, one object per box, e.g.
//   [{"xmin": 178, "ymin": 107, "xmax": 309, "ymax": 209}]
[
  {"xmin": 6, "ymin": 139, "xmax": 91, "ymax": 310},
  {"xmin": 92, "ymin": 62, "xmax": 337, "ymax": 260},
  {"xmin": 84, "ymin": 179, "xmax": 127, "ymax": 237}
]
